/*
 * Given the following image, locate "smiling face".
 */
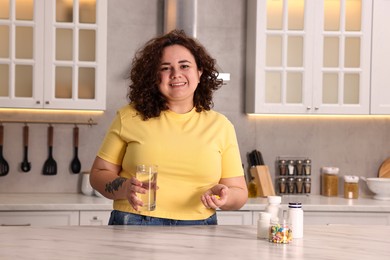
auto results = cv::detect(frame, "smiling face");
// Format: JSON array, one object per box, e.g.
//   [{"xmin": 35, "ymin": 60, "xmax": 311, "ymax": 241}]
[{"xmin": 158, "ymin": 44, "xmax": 203, "ymax": 113}]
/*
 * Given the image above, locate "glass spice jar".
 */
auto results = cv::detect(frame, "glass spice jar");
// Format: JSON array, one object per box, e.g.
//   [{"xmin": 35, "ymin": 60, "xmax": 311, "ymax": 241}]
[
  {"xmin": 278, "ymin": 177, "xmax": 287, "ymax": 194},
  {"xmin": 287, "ymin": 177, "xmax": 295, "ymax": 193},
  {"xmin": 279, "ymin": 160, "xmax": 287, "ymax": 176},
  {"xmin": 303, "ymin": 159, "xmax": 311, "ymax": 175},
  {"xmin": 295, "ymin": 177, "xmax": 304, "ymax": 193},
  {"xmin": 321, "ymin": 167, "xmax": 339, "ymax": 197},
  {"xmin": 296, "ymin": 160, "xmax": 303, "ymax": 175},
  {"xmin": 344, "ymin": 175, "xmax": 359, "ymax": 199},
  {"xmin": 288, "ymin": 160, "xmax": 295, "ymax": 176},
  {"xmin": 303, "ymin": 177, "xmax": 311, "ymax": 193}
]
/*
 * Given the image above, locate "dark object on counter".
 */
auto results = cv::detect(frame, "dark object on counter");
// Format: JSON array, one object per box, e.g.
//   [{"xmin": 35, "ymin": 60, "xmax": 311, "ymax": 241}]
[
  {"xmin": 0, "ymin": 125, "xmax": 9, "ymax": 176},
  {"xmin": 42, "ymin": 126, "xmax": 57, "ymax": 175},
  {"xmin": 70, "ymin": 126, "xmax": 81, "ymax": 173},
  {"xmin": 21, "ymin": 125, "xmax": 31, "ymax": 172}
]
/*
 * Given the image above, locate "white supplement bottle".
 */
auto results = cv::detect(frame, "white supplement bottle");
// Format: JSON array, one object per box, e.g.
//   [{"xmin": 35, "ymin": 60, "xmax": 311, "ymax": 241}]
[
  {"xmin": 288, "ymin": 202, "xmax": 304, "ymax": 238},
  {"xmin": 257, "ymin": 212, "xmax": 271, "ymax": 239},
  {"xmin": 265, "ymin": 196, "xmax": 282, "ymax": 222}
]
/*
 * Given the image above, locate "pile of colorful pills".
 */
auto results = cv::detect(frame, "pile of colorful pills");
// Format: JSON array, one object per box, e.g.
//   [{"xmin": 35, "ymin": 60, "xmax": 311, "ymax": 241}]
[{"xmin": 269, "ymin": 224, "xmax": 292, "ymax": 244}]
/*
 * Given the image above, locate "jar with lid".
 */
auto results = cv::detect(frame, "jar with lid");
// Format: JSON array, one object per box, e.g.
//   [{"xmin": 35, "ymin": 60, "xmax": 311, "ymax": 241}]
[
  {"xmin": 303, "ymin": 159, "xmax": 311, "ymax": 175},
  {"xmin": 303, "ymin": 177, "xmax": 311, "ymax": 193},
  {"xmin": 296, "ymin": 160, "xmax": 303, "ymax": 175},
  {"xmin": 344, "ymin": 175, "xmax": 359, "ymax": 199},
  {"xmin": 278, "ymin": 160, "xmax": 287, "ymax": 176},
  {"xmin": 278, "ymin": 177, "xmax": 287, "ymax": 194},
  {"xmin": 295, "ymin": 177, "xmax": 304, "ymax": 193},
  {"xmin": 287, "ymin": 160, "xmax": 295, "ymax": 175},
  {"xmin": 287, "ymin": 177, "xmax": 295, "ymax": 193},
  {"xmin": 269, "ymin": 210, "xmax": 292, "ymax": 244},
  {"xmin": 321, "ymin": 167, "xmax": 339, "ymax": 196}
]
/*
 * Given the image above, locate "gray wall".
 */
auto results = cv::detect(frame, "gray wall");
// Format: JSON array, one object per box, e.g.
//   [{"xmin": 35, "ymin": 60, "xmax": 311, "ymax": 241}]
[{"xmin": 1, "ymin": 0, "xmax": 389, "ymax": 195}]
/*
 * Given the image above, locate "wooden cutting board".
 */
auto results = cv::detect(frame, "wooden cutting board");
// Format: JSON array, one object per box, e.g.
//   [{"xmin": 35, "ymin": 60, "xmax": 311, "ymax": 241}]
[
  {"xmin": 378, "ymin": 158, "xmax": 390, "ymax": 178},
  {"xmin": 250, "ymin": 165, "xmax": 276, "ymax": 197}
]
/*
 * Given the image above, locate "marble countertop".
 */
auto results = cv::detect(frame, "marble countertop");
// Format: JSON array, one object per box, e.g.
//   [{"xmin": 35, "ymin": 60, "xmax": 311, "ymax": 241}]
[
  {"xmin": 1, "ymin": 193, "xmax": 390, "ymax": 212},
  {"xmin": 0, "ymin": 225, "xmax": 389, "ymax": 259}
]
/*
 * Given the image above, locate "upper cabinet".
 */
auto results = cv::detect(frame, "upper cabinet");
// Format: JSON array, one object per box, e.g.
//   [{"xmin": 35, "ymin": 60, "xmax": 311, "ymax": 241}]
[
  {"xmin": 371, "ymin": 0, "xmax": 390, "ymax": 114},
  {"xmin": 246, "ymin": 0, "xmax": 372, "ymax": 115},
  {"xmin": 0, "ymin": 0, "xmax": 107, "ymax": 110}
]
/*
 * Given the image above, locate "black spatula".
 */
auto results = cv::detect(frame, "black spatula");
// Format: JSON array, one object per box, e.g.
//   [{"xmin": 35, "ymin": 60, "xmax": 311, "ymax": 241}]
[{"xmin": 42, "ymin": 125, "xmax": 57, "ymax": 175}]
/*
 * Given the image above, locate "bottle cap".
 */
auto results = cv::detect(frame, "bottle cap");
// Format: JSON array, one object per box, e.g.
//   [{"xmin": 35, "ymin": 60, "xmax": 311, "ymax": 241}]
[
  {"xmin": 288, "ymin": 202, "xmax": 302, "ymax": 208},
  {"xmin": 344, "ymin": 175, "xmax": 359, "ymax": 183},
  {"xmin": 267, "ymin": 195, "xmax": 282, "ymax": 204},
  {"xmin": 321, "ymin": 167, "xmax": 339, "ymax": 174}
]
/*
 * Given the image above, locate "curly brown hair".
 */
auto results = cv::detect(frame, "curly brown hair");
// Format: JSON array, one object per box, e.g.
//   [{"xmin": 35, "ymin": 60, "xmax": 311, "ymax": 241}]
[{"xmin": 128, "ymin": 29, "xmax": 223, "ymax": 120}]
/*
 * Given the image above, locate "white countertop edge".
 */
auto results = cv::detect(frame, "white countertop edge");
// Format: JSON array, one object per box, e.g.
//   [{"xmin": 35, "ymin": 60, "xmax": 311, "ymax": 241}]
[{"xmin": 1, "ymin": 193, "xmax": 390, "ymax": 212}]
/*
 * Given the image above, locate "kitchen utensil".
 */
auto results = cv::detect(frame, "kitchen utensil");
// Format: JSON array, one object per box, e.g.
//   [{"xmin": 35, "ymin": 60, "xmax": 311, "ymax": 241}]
[
  {"xmin": 0, "ymin": 125, "xmax": 9, "ymax": 176},
  {"xmin": 21, "ymin": 125, "xmax": 31, "ymax": 172},
  {"xmin": 70, "ymin": 126, "xmax": 81, "ymax": 173},
  {"xmin": 378, "ymin": 157, "xmax": 390, "ymax": 178},
  {"xmin": 42, "ymin": 126, "xmax": 57, "ymax": 175}
]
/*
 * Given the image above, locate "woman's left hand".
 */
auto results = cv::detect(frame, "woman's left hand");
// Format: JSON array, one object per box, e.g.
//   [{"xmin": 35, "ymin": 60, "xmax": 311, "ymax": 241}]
[{"xmin": 201, "ymin": 184, "xmax": 228, "ymax": 209}]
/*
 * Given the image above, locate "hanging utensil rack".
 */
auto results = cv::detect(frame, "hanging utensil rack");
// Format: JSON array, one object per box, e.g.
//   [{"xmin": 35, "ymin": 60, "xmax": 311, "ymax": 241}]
[{"xmin": 0, "ymin": 118, "xmax": 97, "ymax": 126}]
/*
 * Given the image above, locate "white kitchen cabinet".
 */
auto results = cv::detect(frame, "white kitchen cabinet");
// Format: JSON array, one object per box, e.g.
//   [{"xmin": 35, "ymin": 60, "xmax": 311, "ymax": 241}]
[
  {"xmin": 79, "ymin": 210, "xmax": 110, "ymax": 225},
  {"xmin": 217, "ymin": 211, "xmax": 252, "ymax": 225},
  {"xmin": 0, "ymin": 211, "xmax": 79, "ymax": 226},
  {"xmin": 370, "ymin": 0, "xmax": 390, "ymax": 114},
  {"xmin": 0, "ymin": 0, "xmax": 107, "ymax": 110},
  {"xmin": 246, "ymin": 0, "xmax": 372, "ymax": 115},
  {"xmin": 303, "ymin": 211, "xmax": 390, "ymax": 225},
  {"xmin": 252, "ymin": 211, "xmax": 390, "ymax": 225}
]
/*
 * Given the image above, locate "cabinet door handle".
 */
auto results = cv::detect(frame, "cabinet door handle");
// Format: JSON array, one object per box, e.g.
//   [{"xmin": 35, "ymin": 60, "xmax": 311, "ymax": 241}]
[
  {"xmin": 45, "ymin": 101, "xmax": 50, "ymax": 105},
  {"xmin": 36, "ymin": 101, "xmax": 41, "ymax": 104},
  {"xmin": 306, "ymin": 106, "xmax": 311, "ymax": 110},
  {"xmin": 314, "ymin": 107, "xmax": 319, "ymax": 110}
]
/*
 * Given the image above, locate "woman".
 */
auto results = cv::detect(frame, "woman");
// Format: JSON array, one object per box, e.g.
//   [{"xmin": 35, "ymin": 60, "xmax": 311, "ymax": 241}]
[{"xmin": 90, "ymin": 30, "xmax": 248, "ymax": 225}]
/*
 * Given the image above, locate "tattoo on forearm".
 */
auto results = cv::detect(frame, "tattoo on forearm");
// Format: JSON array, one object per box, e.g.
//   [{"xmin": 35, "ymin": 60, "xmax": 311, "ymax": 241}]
[{"xmin": 105, "ymin": 177, "xmax": 127, "ymax": 195}]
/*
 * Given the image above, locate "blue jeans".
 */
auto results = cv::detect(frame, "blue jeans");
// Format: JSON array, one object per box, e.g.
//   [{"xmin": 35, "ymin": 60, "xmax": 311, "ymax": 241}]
[{"xmin": 108, "ymin": 210, "xmax": 218, "ymax": 226}]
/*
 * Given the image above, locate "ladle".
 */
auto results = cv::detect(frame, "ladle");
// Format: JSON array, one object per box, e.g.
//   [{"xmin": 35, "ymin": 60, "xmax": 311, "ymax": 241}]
[{"xmin": 21, "ymin": 125, "xmax": 31, "ymax": 172}]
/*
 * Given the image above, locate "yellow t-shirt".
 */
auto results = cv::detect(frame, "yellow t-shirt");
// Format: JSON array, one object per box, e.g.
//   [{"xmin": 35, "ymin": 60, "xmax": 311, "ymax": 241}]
[{"xmin": 97, "ymin": 104, "xmax": 243, "ymax": 220}]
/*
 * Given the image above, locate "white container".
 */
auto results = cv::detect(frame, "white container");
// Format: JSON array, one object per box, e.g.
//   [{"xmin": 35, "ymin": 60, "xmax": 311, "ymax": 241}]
[
  {"xmin": 81, "ymin": 172, "xmax": 94, "ymax": 196},
  {"xmin": 266, "ymin": 196, "xmax": 282, "ymax": 222},
  {"xmin": 257, "ymin": 212, "xmax": 271, "ymax": 239},
  {"xmin": 288, "ymin": 202, "xmax": 304, "ymax": 238}
]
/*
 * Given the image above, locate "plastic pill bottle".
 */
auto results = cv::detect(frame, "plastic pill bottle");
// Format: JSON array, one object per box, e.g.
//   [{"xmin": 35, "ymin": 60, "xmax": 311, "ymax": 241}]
[
  {"xmin": 288, "ymin": 203, "xmax": 303, "ymax": 238},
  {"xmin": 257, "ymin": 212, "xmax": 271, "ymax": 239},
  {"xmin": 265, "ymin": 196, "xmax": 282, "ymax": 222}
]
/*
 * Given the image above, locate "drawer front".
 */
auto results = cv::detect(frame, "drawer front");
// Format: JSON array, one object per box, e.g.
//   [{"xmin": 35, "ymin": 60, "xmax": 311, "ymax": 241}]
[
  {"xmin": 0, "ymin": 211, "xmax": 79, "ymax": 226},
  {"xmin": 217, "ymin": 211, "xmax": 252, "ymax": 225},
  {"xmin": 79, "ymin": 211, "xmax": 111, "ymax": 225}
]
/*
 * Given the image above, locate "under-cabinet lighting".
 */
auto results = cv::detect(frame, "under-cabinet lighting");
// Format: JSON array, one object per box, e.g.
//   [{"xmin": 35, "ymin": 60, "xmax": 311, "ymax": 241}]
[{"xmin": 0, "ymin": 108, "xmax": 104, "ymax": 115}]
